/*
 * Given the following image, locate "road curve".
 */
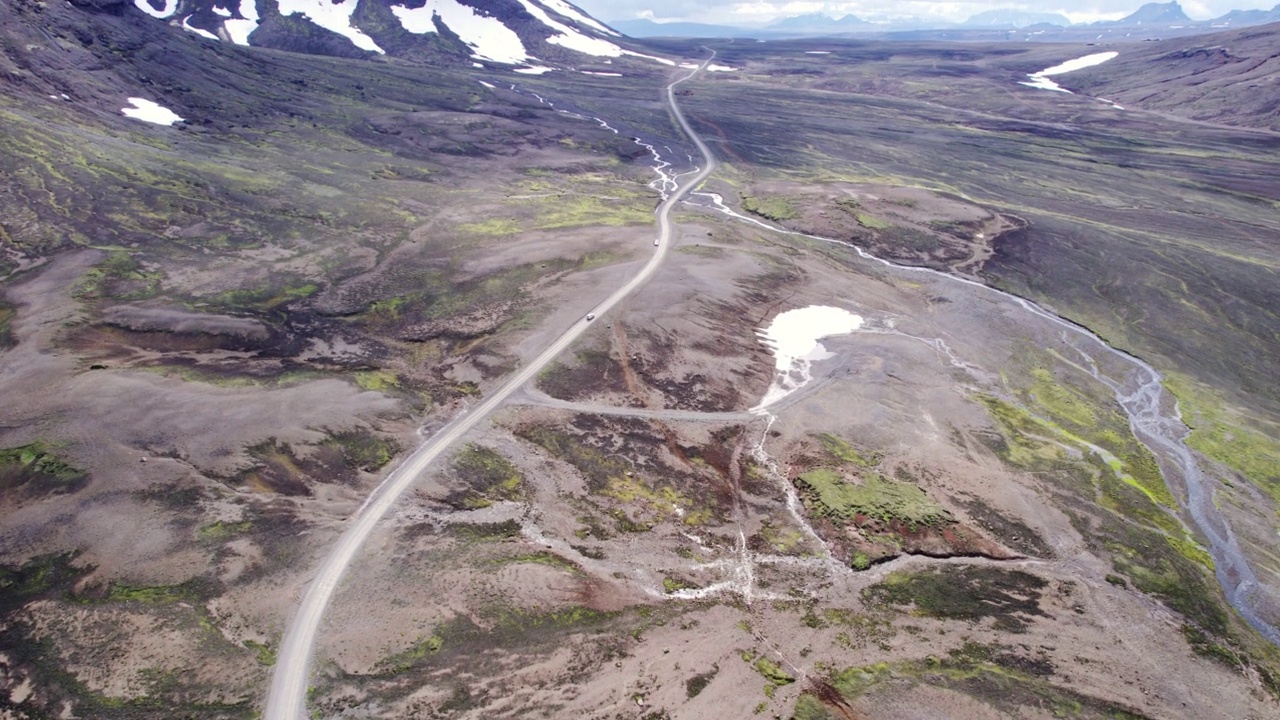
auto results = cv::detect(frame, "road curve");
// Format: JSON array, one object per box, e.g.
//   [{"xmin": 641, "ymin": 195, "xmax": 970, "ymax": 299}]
[{"xmin": 263, "ymin": 52, "xmax": 719, "ymax": 720}]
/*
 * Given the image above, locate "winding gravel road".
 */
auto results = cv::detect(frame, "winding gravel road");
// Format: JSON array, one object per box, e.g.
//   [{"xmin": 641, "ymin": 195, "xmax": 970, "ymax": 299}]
[{"xmin": 263, "ymin": 53, "xmax": 718, "ymax": 720}]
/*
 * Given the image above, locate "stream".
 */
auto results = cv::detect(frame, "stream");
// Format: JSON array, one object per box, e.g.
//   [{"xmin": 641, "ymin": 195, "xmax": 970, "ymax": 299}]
[
  {"xmin": 689, "ymin": 191, "xmax": 1280, "ymax": 647},
  {"xmin": 505, "ymin": 80, "xmax": 1279, "ymax": 646}
]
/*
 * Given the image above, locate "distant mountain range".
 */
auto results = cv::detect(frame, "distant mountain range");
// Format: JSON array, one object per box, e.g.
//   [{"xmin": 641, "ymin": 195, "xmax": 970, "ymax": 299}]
[
  {"xmin": 963, "ymin": 9, "xmax": 1072, "ymax": 28},
  {"xmin": 613, "ymin": 1, "xmax": 1280, "ymax": 38}
]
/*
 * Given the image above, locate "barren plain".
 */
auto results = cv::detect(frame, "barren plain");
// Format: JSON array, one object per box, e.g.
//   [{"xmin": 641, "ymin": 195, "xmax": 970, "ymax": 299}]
[{"xmin": 2, "ymin": 2, "xmax": 1280, "ymax": 719}]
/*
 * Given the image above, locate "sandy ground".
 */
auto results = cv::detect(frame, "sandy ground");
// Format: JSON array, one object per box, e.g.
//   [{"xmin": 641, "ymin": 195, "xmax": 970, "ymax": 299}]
[{"xmin": 305, "ymin": 196, "xmax": 1279, "ymax": 719}]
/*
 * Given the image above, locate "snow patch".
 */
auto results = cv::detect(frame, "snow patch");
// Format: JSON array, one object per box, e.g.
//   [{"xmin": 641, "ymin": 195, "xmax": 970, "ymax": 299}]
[
  {"xmin": 392, "ymin": 0, "xmax": 532, "ymax": 64},
  {"xmin": 750, "ymin": 306, "xmax": 863, "ymax": 413},
  {"xmin": 1019, "ymin": 75, "xmax": 1071, "ymax": 92},
  {"xmin": 626, "ymin": 51, "xmax": 675, "ymax": 66},
  {"xmin": 133, "ymin": 0, "xmax": 177, "ymax": 19},
  {"xmin": 121, "ymin": 97, "xmax": 184, "ymax": 126},
  {"xmin": 223, "ymin": 0, "xmax": 259, "ymax": 46},
  {"xmin": 581, "ymin": 70, "xmax": 622, "ymax": 76},
  {"xmin": 1037, "ymin": 50, "xmax": 1118, "ymax": 76},
  {"xmin": 212, "ymin": 5, "xmax": 232, "ymax": 17},
  {"xmin": 515, "ymin": 0, "xmax": 673, "ymax": 65},
  {"xmin": 804, "ymin": 50, "xmax": 831, "ymax": 54},
  {"xmin": 478, "ymin": 80, "xmax": 496, "ymax": 89},
  {"xmin": 514, "ymin": 65, "xmax": 555, "ymax": 74},
  {"xmin": 516, "ymin": 0, "xmax": 621, "ymax": 55},
  {"xmin": 278, "ymin": 0, "xmax": 383, "ymax": 54},
  {"xmin": 707, "ymin": 63, "xmax": 737, "ymax": 72},
  {"xmin": 182, "ymin": 16, "xmax": 219, "ymax": 40},
  {"xmin": 537, "ymin": 0, "xmax": 619, "ymax": 36},
  {"xmin": 1021, "ymin": 51, "xmax": 1117, "ymax": 93}
]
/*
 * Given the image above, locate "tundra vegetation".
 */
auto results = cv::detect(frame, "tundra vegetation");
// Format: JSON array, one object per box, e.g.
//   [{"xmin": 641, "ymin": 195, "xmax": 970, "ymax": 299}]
[{"xmin": 1, "ymin": 2, "xmax": 1279, "ymax": 719}]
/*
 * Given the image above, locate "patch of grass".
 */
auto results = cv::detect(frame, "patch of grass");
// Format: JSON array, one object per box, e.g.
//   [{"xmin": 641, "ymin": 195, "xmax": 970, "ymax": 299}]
[
  {"xmin": 742, "ymin": 650, "xmax": 795, "ymax": 685},
  {"xmin": 1029, "ymin": 367, "xmax": 1096, "ymax": 428},
  {"xmin": 0, "ymin": 553, "xmax": 91, "ymax": 615},
  {"xmin": 0, "ymin": 301, "xmax": 15, "ymax": 349},
  {"xmin": 816, "ymin": 433, "xmax": 879, "ymax": 468},
  {"xmin": 453, "ymin": 444, "xmax": 521, "ymax": 500},
  {"xmin": 686, "ymin": 665, "xmax": 718, "ymax": 698},
  {"xmin": 102, "ymin": 580, "xmax": 200, "ymax": 605},
  {"xmin": 958, "ymin": 497, "xmax": 1054, "ymax": 558},
  {"xmin": 243, "ymin": 639, "xmax": 277, "ymax": 666},
  {"xmin": 516, "ymin": 424, "xmax": 631, "ymax": 493},
  {"xmin": 862, "ymin": 566, "xmax": 1048, "ymax": 633},
  {"xmin": 494, "ymin": 551, "xmax": 579, "ymax": 574},
  {"xmin": 1166, "ymin": 372, "xmax": 1280, "ymax": 506},
  {"xmin": 808, "ymin": 646, "xmax": 1150, "ymax": 720},
  {"xmin": 881, "ymin": 225, "xmax": 941, "ymax": 251},
  {"xmin": 1105, "ymin": 527, "xmax": 1228, "ymax": 636},
  {"xmin": 759, "ymin": 521, "xmax": 806, "ymax": 553},
  {"xmin": 518, "ymin": 191, "xmax": 652, "ymax": 229},
  {"xmin": 321, "ymin": 428, "xmax": 400, "ymax": 473},
  {"xmin": 604, "ymin": 474, "xmax": 701, "ymax": 525},
  {"xmin": 197, "ymin": 520, "xmax": 253, "ymax": 542},
  {"xmin": 375, "ymin": 633, "xmax": 444, "ymax": 676},
  {"xmin": 486, "ymin": 604, "xmax": 613, "ymax": 634},
  {"xmin": 741, "ymin": 195, "xmax": 799, "ymax": 221},
  {"xmin": 73, "ymin": 250, "xmax": 163, "ymax": 302},
  {"xmin": 0, "ymin": 442, "xmax": 89, "ymax": 496},
  {"xmin": 445, "ymin": 519, "xmax": 522, "ymax": 542},
  {"xmin": 796, "ymin": 468, "xmax": 949, "ymax": 528},
  {"xmin": 979, "ymin": 394, "xmax": 1175, "ymax": 510},
  {"xmin": 456, "ymin": 218, "xmax": 521, "ymax": 236},
  {"xmin": 855, "ymin": 213, "xmax": 889, "ymax": 230},
  {"xmin": 354, "ymin": 369, "xmax": 400, "ymax": 393},
  {"xmin": 663, "ymin": 576, "xmax": 699, "ymax": 594}
]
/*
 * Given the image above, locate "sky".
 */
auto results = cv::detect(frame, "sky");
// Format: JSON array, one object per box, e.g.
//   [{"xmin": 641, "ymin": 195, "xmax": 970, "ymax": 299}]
[{"xmin": 571, "ymin": 0, "xmax": 1278, "ymax": 25}]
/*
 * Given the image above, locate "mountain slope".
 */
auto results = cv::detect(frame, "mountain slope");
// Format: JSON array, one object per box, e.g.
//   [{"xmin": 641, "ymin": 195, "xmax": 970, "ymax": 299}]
[
  {"xmin": 1097, "ymin": 0, "xmax": 1191, "ymax": 26},
  {"xmin": 1063, "ymin": 22, "xmax": 1280, "ymax": 131},
  {"xmin": 110, "ymin": 0, "xmax": 674, "ymax": 70}
]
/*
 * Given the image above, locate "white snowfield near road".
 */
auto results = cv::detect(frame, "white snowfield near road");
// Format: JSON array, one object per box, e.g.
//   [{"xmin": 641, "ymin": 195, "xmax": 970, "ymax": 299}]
[{"xmin": 750, "ymin": 305, "xmax": 864, "ymax": 413}]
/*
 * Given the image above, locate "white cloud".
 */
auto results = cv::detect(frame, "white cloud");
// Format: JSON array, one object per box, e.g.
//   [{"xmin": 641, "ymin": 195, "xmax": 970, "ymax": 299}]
[{"xmin": 574, "ymin": 0, "xmax": 1279, "ymax": 24}]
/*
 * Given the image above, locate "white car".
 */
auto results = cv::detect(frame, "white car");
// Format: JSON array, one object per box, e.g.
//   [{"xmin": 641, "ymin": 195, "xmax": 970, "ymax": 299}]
[{"xmin": 586, "ymin": 313, "xmax": 596, "ymax": 321}]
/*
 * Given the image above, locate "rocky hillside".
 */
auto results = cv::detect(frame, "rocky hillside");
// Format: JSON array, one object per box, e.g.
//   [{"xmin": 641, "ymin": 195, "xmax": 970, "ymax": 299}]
[{"xmin": 1062, "ymin": 22, "xmax": 1280, "ymax": 131}]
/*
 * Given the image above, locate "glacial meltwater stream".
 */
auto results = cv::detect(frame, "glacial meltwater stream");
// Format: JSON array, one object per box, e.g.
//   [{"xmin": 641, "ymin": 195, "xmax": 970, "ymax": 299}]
[{"xmin": 694, "ymin": 191, "xmax": 1280, "ymax": 647}]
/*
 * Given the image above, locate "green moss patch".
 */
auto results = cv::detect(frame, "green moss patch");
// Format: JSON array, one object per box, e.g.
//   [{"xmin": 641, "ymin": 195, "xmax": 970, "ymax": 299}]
[
  {"xmin": 447, "ymin": 444, "xmax": 523, "ymax": 508},
  {"xmin": 686, "ymin": 665, "xmax": 719, "ymax": 698},
  {"xmin": 796, "ymin": 469, "xmax": 948, "ymax": 527},
  {"xmin": 375, "ymin": 633, "xmax": 444, "ymax": 676},
  {"xmin": 862, "ymin": 566, "xmax": 1048, "ymax": 633},
  {"xmin": 0, "ymin": 301, "xmax": 15, "ymax": 349},
  {"xmin": 816, "ymin": 433, "xmax": 879, "ymax": 468},
  {"xmin": 445, "ymin": 519, "xmax": 522, "ymax": 543},
  {"xmin": 741, "ymin": 195, "xmax": 799, "ymax": 221},
  {"xmin": 742, "ymin": 650, "xmax": 795, "ymax": 685},
  {"xmin": 0, "ymin": 442, "xmax": 89, "ymax": 497},
  {"xmin": 855, "ymin": 212, "xmax": 890, "ymax": 230},
  {"xmin": 235, "ymin": 429, "xmax": 399, "ymax": 496},
  {"xmin": 516, "ymin": 424, "xmax": 632, "ymax": 493},
  {"xmin": 1166, "ymin": 372, "xmax": 1280, "ymax": 506},
  {"xmin": 799, "ymin": 647, "xmax": 1150, "ymax": 720}
]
